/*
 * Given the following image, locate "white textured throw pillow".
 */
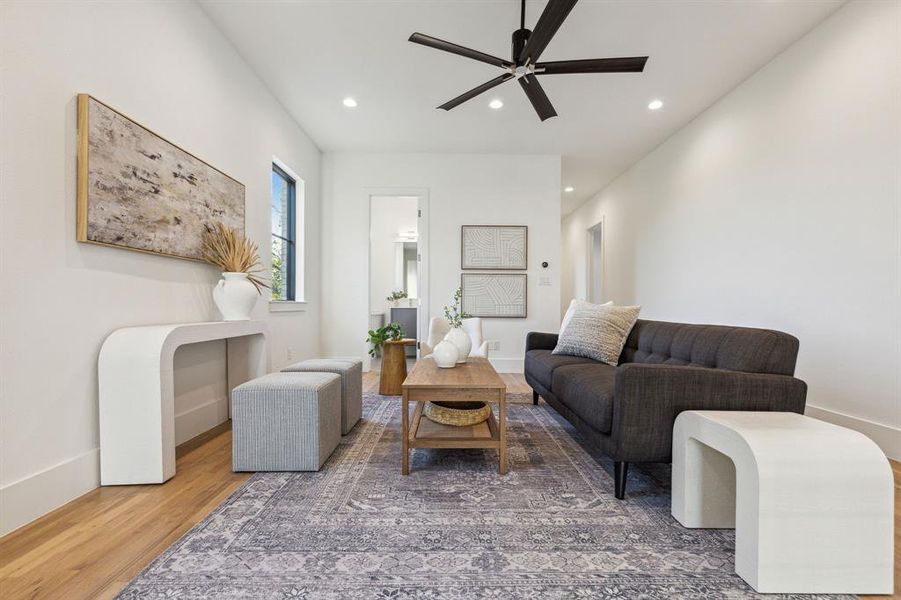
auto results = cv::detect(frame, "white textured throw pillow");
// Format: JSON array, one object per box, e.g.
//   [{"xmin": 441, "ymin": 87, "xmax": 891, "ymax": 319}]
[
  {"xmin": 553, "ymin": 303, "xmax": 641, "ymax": 366},
  {"xmin": 559, "ymin": 299, "xmax": 612, "ymax": 335}
]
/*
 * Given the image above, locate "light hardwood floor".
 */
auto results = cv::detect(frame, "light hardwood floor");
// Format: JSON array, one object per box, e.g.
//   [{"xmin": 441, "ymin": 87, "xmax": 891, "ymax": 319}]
[{"xmin": 1, "ymin": 371, "xmax": 897, "ymax": 599}]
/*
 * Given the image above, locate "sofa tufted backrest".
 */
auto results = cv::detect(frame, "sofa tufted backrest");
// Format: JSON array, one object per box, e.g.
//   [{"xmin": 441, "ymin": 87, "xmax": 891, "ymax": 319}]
[{"xmin": 619, "ymin": 320, "xmax": 800, "ymax": 376}]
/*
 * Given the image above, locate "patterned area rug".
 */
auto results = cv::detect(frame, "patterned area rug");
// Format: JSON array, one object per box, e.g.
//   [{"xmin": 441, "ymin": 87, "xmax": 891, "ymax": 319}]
[{"xmin": 118, "ymin": 394, "xmax": 854, "ymax": 599}]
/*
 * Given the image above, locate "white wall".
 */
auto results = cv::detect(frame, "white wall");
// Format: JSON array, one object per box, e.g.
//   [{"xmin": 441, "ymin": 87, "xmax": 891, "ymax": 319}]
[
  {"xmin": 322, "ymin": 153, "xmax": 562, "ymax": 373},
  {"xmin": 0, "ymin": 0, "xmax": 322, "ymax": 534},
  {"xmin": 562, "ymin": 0, "xmax": 900, "ymax": 457}
]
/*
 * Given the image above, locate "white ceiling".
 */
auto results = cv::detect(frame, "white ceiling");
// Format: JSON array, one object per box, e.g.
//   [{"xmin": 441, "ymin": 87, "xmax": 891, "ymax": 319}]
[{"xmin": 200, "ymin": 0, "xmax": 843, "ymax": 214}]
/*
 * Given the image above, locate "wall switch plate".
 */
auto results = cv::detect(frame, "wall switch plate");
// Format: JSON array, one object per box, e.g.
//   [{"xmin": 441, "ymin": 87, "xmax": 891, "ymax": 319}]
[
  {"xmin": 539, "ymin": 276, "xmax": 552, "ymax": 286},
  {"xmin": 489, "ymin": 341, "xmax": 501, "ymax": 351},
  {"xmin": 287, "ymin": 347, "xmax": 298, "ymax": 361}
]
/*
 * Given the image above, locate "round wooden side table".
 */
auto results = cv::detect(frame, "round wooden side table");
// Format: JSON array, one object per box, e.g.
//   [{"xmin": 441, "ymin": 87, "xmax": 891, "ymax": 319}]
[{"xmin": 379, "ymin": 338, "xmax": 415, "ymax": 396}]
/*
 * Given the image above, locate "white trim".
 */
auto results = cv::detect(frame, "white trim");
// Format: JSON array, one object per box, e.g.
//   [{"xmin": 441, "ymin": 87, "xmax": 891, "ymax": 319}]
[
  {"xmin": 586, "ymin": 218, "xmax": 605, "ymax": 303},
  {"xmin": 174, "ymin": 395, "xmax": 229, "ymax": 446},
  {"xmin": 269, "ymin": 301, "xmax": 308, "ymax": 313},
  {"xmin": 805, "ymin": 404, "xmax": 901, "ymax": 460},
  {"xmin": 416, "ymin": 194, "xmax": 430, "ymax": 361},
  {"xmin": 489, "ymin": 357, "xmax": 524, "ymax": 374},
  {"xmin": 0, "ymin": 449, "xmax": 100, "ymax": 536}
]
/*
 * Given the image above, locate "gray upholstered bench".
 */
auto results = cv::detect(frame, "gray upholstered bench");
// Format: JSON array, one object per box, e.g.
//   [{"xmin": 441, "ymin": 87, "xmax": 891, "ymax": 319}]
[
  {"xmin": 231, "ymin": 372, "xmax": 341, "ymax": 472},
  {"xmin": 282, "ymin": 358, "xmax": 362, "ymax": 434}
]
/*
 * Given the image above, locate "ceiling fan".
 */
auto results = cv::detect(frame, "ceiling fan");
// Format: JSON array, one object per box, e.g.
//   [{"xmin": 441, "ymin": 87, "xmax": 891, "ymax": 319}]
[{"xmin": 409, "ymin": 0, "xmax": 648, "ymax": 121}]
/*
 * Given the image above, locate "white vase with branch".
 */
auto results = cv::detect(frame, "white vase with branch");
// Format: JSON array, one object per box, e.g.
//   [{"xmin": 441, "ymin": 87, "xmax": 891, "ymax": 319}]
[
  {"xmin": 443, "ymin": 288, "xmax": 472, "ymax": 363},
  {"xmin": 201, "ymin": 223, "xmax": 269, "ymax": 321}
]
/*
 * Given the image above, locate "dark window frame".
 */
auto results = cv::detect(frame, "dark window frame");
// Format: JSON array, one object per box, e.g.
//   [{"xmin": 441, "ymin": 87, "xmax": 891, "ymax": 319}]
[{"xmin": 272, "ymin": 163, "xmax": 296, "ymax": 301}]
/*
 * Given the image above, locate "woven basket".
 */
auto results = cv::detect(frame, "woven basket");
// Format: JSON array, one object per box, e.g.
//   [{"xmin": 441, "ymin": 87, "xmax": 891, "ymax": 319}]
[{"xmin": 424, "ymin": 401, "xmax": 491, "ymax": 427}]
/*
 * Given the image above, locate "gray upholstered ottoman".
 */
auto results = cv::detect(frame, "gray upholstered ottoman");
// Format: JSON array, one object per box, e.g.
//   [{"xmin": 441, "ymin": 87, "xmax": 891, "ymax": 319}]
[
  {"xmin": 231, "ymin": 372, "xmax": 341, "ymax": 472},
  {"xmin": 282, "ymin": 358, "xmax": 362, "ymax": 434}
]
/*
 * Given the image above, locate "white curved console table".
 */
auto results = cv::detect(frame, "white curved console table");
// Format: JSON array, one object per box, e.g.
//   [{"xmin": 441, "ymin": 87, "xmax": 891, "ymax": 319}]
[
  {"xmin": 99, "ymin": 321, "xmax": 268, "ymax": 485},
  {"xmin": 672, "ymin": 410, "xmax": 893, "ymax": 594}
]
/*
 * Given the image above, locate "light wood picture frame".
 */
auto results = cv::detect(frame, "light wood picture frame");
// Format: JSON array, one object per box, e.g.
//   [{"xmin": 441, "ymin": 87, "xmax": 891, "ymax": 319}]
[
  {"xmin": 76, "ymin": 94, "xmax": 245, "ymax": 261},
  {"xmin": 461, "ymin": 273, "xmax": 528, "ymax": 318},
  {"xmin": 461, "ymin": 225, "xmax": 528, "ymax": 270}
]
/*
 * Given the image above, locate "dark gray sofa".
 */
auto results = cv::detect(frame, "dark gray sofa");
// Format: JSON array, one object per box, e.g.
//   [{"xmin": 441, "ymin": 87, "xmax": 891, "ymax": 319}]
[{"xmin": 525, "ymin": 319, "xmax": 807, "ymax": 499}]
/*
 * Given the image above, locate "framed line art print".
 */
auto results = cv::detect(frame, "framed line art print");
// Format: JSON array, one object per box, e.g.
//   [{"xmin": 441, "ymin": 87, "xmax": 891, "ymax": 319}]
[
  {"xmin": 461, "ymin": 273, "xmax": 527, "ymax": 318},
  {"xmin": 461, "ymin": 225, "xmax": 527, "ymax": 270}
]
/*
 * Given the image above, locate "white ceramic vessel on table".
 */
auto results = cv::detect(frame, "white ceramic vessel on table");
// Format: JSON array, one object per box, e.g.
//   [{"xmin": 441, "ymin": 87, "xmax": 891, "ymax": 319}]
[
  {"xmin": 432, "ymin": 340, "xmax": 459, "ymax": 368},
  {"xmin": 444, "ymin": 327, "xmax": 472, "ymax": 363},
  {"xmin": 213, "ymin": 272, "xmax": 257, "ymax": 320}
]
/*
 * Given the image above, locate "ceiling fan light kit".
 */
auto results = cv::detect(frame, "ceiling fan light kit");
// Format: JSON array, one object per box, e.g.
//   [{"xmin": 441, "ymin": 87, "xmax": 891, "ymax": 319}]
[{"xmin": 409, "ymin": 0, "xmax": 649, "ymax": 121}]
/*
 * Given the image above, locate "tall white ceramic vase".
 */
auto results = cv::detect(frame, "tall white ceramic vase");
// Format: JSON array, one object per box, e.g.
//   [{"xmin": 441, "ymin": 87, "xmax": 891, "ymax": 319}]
[
  {"xmin": 444, "ymin": 326, "xmax": 472, "ymax": 364},
  {"xmin": 213, "ymin": 272, "xmax": 258, "ymax": 321}
]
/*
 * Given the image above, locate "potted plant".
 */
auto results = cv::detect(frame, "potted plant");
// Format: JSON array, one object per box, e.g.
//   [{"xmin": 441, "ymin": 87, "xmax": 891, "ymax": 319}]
[
  {"xmin": 443, "ymin": 288, "xmax": 472, "ymax": 363},
  {"xmin": 201, "ymin": 223, "xmax": 268, "ymax": 320},
  {"xmin": 366, "ymin": 322, "xmax": 403, "ymax": 358},
  {"xmin": 387, "ymin": 290, "xmax": 407, "ymax": 307}
]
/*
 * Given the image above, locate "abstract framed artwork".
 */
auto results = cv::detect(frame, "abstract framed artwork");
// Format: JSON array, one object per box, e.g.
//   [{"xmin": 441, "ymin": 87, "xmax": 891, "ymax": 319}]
[
  {"xmin": 461, "ymin": 273, "xmax": 527, "ymax": 318},
  {"xmin": 76, "ymin": 94, "xmax": 245, "ymax": 261},
  {"xmin": 461, "ymin": 225, "xmax": 527, "ymax": 270}
]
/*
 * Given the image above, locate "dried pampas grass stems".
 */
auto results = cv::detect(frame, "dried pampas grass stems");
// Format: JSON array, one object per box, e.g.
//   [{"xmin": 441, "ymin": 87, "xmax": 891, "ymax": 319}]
[{"xmin": 201, "ymin": 223, "xmax": 269, "ymax": 293}]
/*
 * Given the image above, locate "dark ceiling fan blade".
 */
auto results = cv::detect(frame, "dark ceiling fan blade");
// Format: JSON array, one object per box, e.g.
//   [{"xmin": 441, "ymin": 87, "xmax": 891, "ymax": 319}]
[
  {"xmin": 536, "ymin": 56, "xmax": 648, "ymax": 74},
  {"xmin": 518, "ymin": 0, "xmax": 579, "ymax": 65},
  {"xmin": 518, "ymin": 74, "xmax": 557, "ymax": 121},
  {"xmin": 409, "ymin": 32, "xmax": 513, "ymax": 69},
  {"xmin": 438, "ymin": 73, "xmax": 514, "ymax": 111}
]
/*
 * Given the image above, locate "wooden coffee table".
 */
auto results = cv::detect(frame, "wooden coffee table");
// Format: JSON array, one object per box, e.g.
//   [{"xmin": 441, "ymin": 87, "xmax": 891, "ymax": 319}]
[{"xmin": 401, "ymin": 357, "xmax": 507, "ymax": 475}]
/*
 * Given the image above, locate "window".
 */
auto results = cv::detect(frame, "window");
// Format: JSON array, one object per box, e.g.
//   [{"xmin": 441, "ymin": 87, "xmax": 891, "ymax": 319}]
[{"xmin": 271, "ymin": 163, "xmax": 297, "ymax": 301}]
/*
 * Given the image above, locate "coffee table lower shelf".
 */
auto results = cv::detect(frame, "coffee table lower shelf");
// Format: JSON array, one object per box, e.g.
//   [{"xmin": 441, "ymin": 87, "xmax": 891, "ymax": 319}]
[
  {"xmin": 408, "ymin": 402, "xmax": 501, "ymax": 450},
  {"xmin": 404, "ymin": 402, "xmax": 505, "ymax": 473}
]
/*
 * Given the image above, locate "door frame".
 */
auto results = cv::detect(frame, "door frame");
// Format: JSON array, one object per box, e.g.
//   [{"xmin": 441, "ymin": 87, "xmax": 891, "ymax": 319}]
[
  {"xmin": 586, "ymin": 218, "xmax": 605, "ymax": 303},
  {"xmin": 366, "ymin": 188, "xmax": 430, "ymax": 362}
]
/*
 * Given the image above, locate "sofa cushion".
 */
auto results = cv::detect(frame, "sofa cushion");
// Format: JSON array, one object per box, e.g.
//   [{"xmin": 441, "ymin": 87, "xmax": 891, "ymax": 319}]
[
  {"xmin": 560, "ymin": 299, "xmax": 612, "ymax": 334},
  {"xmin": 524, "ymin": 349, "xmax": 598, "ymax": 390},
  {"xmin": 552, "ymin": 364, "xmax": 617, "ymax": 434},
  {"xmin": 553, "ymin": 303, "xmax": 641, "ymax": 366}
]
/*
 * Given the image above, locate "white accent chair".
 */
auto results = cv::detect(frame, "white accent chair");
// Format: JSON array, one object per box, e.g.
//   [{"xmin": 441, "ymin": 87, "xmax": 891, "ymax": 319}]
[{"xmin": 421, "ymin": 317, "xmax": 489, "ymax": 358}]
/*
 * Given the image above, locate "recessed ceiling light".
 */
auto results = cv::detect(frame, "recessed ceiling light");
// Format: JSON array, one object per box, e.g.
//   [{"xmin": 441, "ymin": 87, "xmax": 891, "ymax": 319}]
[
  {"xmin": 564, "ymin": 186, "xmax": 574, "ymax": 193},
  {"xmin": 342, "ymin": 97, "xmax": 358, "ymax": 108},
  {"xmin": 648, "ymin": 99, "xmax": 664, "ymax": 110},
  {"xmin": 489, "ymin": 98, "xmax": 504, "ymax": 109}
]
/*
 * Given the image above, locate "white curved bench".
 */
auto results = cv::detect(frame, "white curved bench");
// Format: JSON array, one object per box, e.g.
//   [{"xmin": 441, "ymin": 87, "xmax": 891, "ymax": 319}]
[{"xmin": 672, "ymin": 410, "xmax": 893, "ymax": 594}]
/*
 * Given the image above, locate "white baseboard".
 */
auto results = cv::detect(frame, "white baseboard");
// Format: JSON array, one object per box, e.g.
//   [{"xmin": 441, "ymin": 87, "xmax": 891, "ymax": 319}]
[
  {"xmin": 805, "ymin": 404, "xmax": 901, "ymax": 460},
  {"xmin": 489, "ymin": 357, "xmax": 524, "ymax": 374},
  {"xmin": 0, "ymin": 396, "xmax": 230, "ymax": 537},
  {"xmin": 0, "ymin": 448, "xmax": 100, "ymax": 536},
  {"xmin": 174, "ymin": 395, "xmax": 229, "ymax": 446}
]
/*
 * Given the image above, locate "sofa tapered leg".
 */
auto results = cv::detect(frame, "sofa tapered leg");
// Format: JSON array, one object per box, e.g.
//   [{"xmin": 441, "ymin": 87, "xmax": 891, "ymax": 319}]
[
  {"xmin": 532, "ymin": 390, "xmax": 539, "ymax": 405},
  {"xmin": 614, "ymin": 461, "xmax": 629, "ymax": 499}
]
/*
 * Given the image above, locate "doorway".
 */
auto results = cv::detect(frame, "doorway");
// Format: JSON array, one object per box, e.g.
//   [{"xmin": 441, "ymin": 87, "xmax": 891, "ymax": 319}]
[
  {"xmin": 587, "ymin": 220, "xmax": 604, "ymax": 303},
  {"xmin": 369, "ymin": 193, "xmax": 428, "ymax": 369}
]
